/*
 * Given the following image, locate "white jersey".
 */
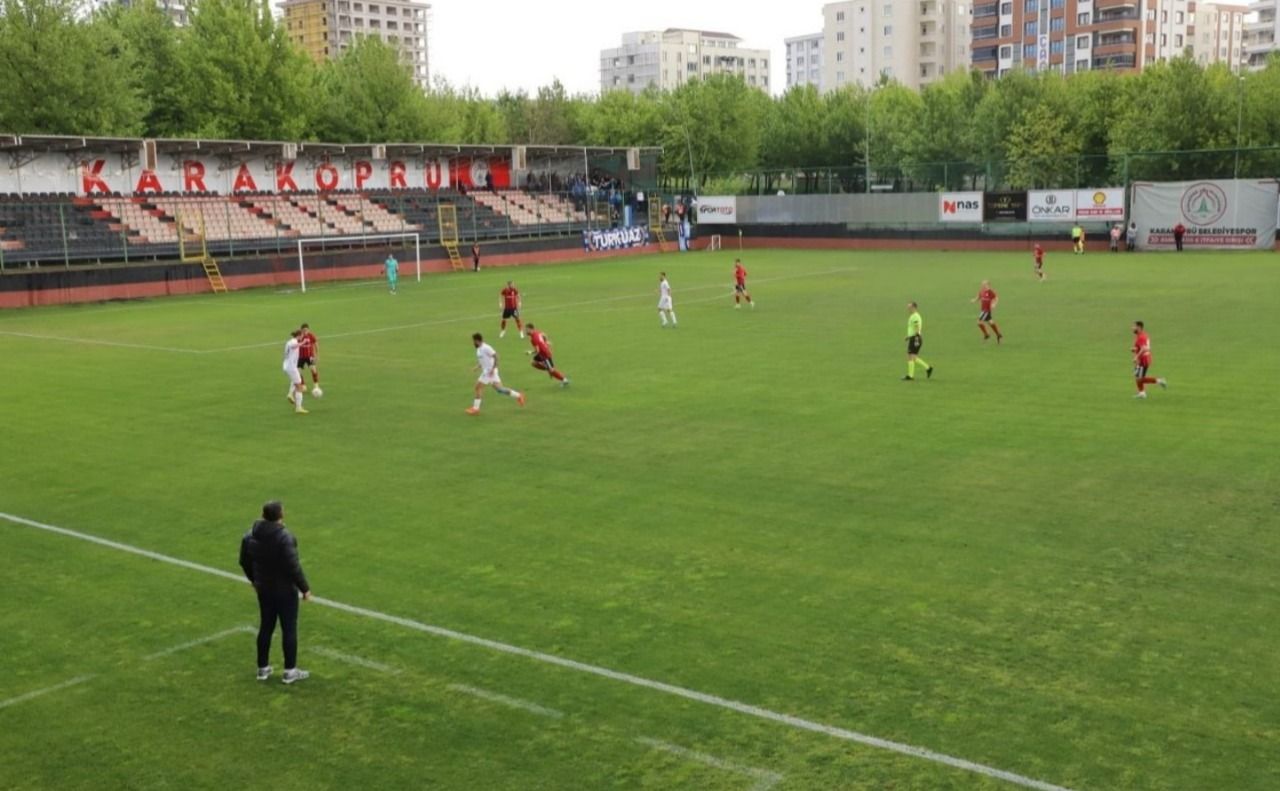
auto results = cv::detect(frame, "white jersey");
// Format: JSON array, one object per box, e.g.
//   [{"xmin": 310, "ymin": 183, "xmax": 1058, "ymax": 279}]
[
  {"xmin": 658, "ymin": 279, "xmax": 673, "ymax": 310},
  {"xmin": 476, "ymin": 342, "xmax": 497, "ymax": 375},
  {"xmin": 283, "ymin": 338, "xmax": 300, "ymax": 371}
]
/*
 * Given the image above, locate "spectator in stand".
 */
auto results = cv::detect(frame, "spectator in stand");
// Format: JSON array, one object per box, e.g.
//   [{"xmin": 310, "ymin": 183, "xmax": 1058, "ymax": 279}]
[
  {"xmin": 1110, "ymin": 223, "xmax": 1122, "ymax": 253},
  {"xmin": 1173, "ymin": 221, "xmax": 1186, "ymax": 252},
  {"xmin": 484, "ymin": 171, "xmax": 495, "ymax": 193},
  {"xmin": 662, "ymin": 203, "xmax": 671, "ymax": 225},
  {"xmin": 1127, "ymin": 220, "xmax": 1138, "ymax": 252}
]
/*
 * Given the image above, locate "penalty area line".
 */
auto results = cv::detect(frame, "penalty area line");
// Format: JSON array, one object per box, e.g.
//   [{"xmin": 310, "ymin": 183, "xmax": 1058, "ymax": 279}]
[
  {"xmin": 0, "ymin": 675, "xmax": 96, "ymax": 711},
  {"xmin": 0, "ymin": 510, "xmax": 1072, "ymax": 791}
]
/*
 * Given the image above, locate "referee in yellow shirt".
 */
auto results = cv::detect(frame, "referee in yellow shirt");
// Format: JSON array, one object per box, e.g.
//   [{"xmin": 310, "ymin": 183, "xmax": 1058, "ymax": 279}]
[{"xmin": 903, "ymin": 302, "xmax": 933, "ymax": 381}]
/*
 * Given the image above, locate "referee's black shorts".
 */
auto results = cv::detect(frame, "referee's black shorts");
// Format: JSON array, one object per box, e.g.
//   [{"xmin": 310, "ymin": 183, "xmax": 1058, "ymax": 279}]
[{"xmin": 907, "ymin": 336, "xmax": 923, "ymax": 355}]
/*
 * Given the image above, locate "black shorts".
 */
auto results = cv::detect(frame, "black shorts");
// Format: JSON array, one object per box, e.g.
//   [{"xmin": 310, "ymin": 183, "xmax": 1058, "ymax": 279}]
[
  {"xmin": 735, "ymin": 282, "xmax": 747, "ymax": 293},
  {"xmin": 532, "ymin": 353, "xmax": 554, "ymax": 368},
  {"xmin": 502, "ymin": 307, "xmax": 519, "ymax": 319},
  {"xmin": 978, "ymin": 310, "xmax": 993, "ymax": 323},
  {"xmin": 907, "ymin": 336, "xmax": 923, "ymax": 355},
  {"xmin": 298, "ymin": 356, "xmax": 315, "ymax": 368},
  {"xmin": 1133, "ymin": 362, "xmax": 1150, "ymax": 379}
]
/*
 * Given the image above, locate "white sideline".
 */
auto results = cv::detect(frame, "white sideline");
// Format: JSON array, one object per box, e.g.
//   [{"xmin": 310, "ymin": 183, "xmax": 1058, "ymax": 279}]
[
  {"xmin": 0, "ymin": 675, "xmax": 95, "ymax": 710},
  {"xmin": 447, "ymin": 684, "xmax": 564, "ymax": 719},
  {"xmin": 635, "ymin": 736, "xmax": 783, "ymax": 791},
  {"xmin": 143, "ymin": 626, "xmax": 255, "ymax": 661},
  {"xmin": 0, "ymin": 511, "xmax": 1073, "ymax": 791},
  {"xmin": 0, "ymin": 331, "xmax": 202, "ymax": 354},
  {"xmin": 312, "ymin": 647, "xmax": 400, "ymax": 675}
]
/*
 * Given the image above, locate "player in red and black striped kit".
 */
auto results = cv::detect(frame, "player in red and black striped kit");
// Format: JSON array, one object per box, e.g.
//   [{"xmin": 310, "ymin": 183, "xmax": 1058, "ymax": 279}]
[
  {"xmin": 526, "ymin": 324, "xmax": 569, "ymax": 387},
  {"xmin": 298, "ymin": 323, "xmax": 320, "ymax": 389},
  {"xmin": 970, "ymin": 281, "xmax": 1002, "ymax": 343},
  {"xmin": 733, "ymin": 259, "xmax": 753, "ymax": 309},
  {"xmin": 1132, "ymin": 321, "xmax": 1167, "ymax": 399},
  {"xmin": 499, "ymin": 281, "xmax": 523, "ymax": 339}
]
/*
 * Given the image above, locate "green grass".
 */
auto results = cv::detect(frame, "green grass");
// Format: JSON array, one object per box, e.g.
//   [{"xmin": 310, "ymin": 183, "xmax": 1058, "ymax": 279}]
[{"xmin": 1, "ymin": 249, "xmax": 1277, "ymax": 791}]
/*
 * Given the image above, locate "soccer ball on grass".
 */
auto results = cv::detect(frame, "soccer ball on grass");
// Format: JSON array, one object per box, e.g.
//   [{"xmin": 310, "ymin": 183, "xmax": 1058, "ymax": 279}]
[{"xmin": 311, "ymin": 386, "xmax": 324, "ymax": 398}]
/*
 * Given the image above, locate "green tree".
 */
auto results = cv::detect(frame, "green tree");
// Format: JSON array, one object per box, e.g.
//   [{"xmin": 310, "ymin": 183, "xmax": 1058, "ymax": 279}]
[
  {"xmin": 662, "ymin": 75, "xmax": 769, "ymax": 187},
  {"xmin": 180, "ymin": 0, "xmax": 317, "ymax": 140},
  {"xmin": 0, "ymin": 0, "xmax": 144, "ymax": 135},
  {"xmin": 315, "ymin": 35, "xmax": 429, "ymax": 142},
  {"xmin": 758, "ymin": 85, "xmax": 827, "ymax": 191},
  {"xmin": 96, "ymin": 0, "xmax": 191, "ymax": 138},
  {"xmin": 1004, "ymin": 103, "xmax": 1083, "ymax": 188}
]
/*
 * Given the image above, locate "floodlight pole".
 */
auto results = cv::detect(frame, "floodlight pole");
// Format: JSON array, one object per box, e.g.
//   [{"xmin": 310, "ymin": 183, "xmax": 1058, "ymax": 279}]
[
  {"xmin": 1234, "ymin": 74, "xmax": 1245, "ymax": 179},
  {"xmin": 864, "ymin": 86, "xmax": 872, "ymax": 194}
]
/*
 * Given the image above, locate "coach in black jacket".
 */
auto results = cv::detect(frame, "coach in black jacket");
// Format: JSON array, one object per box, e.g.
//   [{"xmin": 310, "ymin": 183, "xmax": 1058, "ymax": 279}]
[{"xmin": 239, "ymin": 500, "xmax": 312, "ymax": 684}]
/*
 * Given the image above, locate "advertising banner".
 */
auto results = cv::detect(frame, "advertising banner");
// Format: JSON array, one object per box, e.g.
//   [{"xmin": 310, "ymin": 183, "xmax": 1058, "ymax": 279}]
[
  {"xmin": 583, "ymin": 226, "xmax": 651, "ymax": 252},
  {"xmin": 695, "ymin": 196, "xmax": 737, "ymax": 225},
  {"xmin": 1074, "ymin": 188, "xmax": 1125, "ymax": 220},
  {"xmin": 938, "ymin": 191, "xmax": 983, "ymax": 223},
  {"xmin": 1132, "ymin": 179, "xmax": 1279, "ymax": 250},
  {"xmin": 1027, "ymin": 190, "xmax": 1077, "ymax": 222},
  {"xmin": 983, "ymin": 191, "xmax": 1028, "ymax": 221}
]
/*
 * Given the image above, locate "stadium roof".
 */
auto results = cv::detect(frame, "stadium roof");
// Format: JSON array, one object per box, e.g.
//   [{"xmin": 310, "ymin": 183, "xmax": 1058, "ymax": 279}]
[{"xmin": 0, "ymin": 135, "xmax": 660, "ymax": 157}]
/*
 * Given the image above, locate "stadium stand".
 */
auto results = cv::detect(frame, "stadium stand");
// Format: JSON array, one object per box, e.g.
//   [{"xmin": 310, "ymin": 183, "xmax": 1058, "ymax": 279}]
[{"xmin": 1, "ymin": 195, "xmax": 133, "ymax": 263}]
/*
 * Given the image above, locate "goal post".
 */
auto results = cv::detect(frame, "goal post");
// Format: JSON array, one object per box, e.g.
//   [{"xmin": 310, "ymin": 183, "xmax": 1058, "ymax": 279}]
[
  {"xmin": 294, "ymin": 232, "xmax": 422, "ymax": 294},
  {"xmin": 707, "ymin": 234, "xmax": 722, "ymax": 251}
]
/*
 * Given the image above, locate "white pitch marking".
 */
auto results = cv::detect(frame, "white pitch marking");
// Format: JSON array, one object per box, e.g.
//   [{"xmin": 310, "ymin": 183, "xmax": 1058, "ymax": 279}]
[
  {"xmin": 0, "ymin": 675, "xmax": 96, "ymax": 710},
  {"xmin": 312, "ymin": 646, "xmax": 401, "ymax": 674},
  {"xmin": 143, "ymin": 625, "xmax": 256, "ymax": 661},
  {"xmin": 447, "ymin": 683, "xmax": 564, "ymax": 719},
  {"xmin": 0, "ymin": 331, "xmax": 202, "ymax": 354},
  {"xmin": 0, "ymin": 511, "xmax": 1072, "ymax": 791},
  {"xmin": 200, "ymin": 268, "xmax": 856, "ymax": 353},
  {"xmin": 636, "ymin": 736, "xmax": 783, "ymax": 791}
]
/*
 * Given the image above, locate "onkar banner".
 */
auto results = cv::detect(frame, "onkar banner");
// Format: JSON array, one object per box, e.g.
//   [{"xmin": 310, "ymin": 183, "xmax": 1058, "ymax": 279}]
[{"xmin": 1132, "ymin": 179, "xmax": 1279, "ymax": 250}]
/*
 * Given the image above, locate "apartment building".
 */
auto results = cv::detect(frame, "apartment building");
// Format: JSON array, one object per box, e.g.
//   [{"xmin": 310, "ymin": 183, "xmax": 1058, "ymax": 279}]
[
  {"xmin": 280, "ymin": 0, "xmax": 430, "ymax": 88},
  {"xmin": 1244, "ymin": 0, "xmax": 1280, "ymax": 66},
  {"xmin": 818, "ymin": 0, "xmax": 971, "ymax": 91},
  {"xmin": 1192, "ymin": 3, "xmax": 1248, "ymax": 69},
  {"xmin": 972, "ymin": 0, "xmax": 1216, "ymax": 77},
  {"xmin": 600, "ymin": 29, "xmax": 771, "ymax": 94},
  {"xmin": 786, "ymin": 33, "xmax": 826, "ymax": 90}
]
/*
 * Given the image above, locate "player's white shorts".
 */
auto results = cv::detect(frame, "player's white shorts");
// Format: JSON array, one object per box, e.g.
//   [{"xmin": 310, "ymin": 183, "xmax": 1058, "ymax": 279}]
[
  {"xmin": 284, "ymin": 367, "xmax": 302, "ymax": 386},
  {"xmin": 477, "ymin": 367, "xmax": 502, "ymax": 386},
  {"xmin": 658, "ymin": 296, "xmax": 673, "ymax": 311}
]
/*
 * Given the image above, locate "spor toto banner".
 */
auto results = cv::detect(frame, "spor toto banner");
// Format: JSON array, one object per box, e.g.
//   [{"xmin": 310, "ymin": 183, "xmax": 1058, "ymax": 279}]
[
  {"xmin": 695, "ymin": 196, "xmax": 737, "ymax": 225},
  {"xmin": 938, "ymin": 191, "xmax": 983, "ymax": 223},
  {"xmin": 583, "ymin": 226, "xmax": 651, "ymax": 252},
  {"xmin": 1133, "ymin": 179, "xmax": 1280, "ymax": 251}
]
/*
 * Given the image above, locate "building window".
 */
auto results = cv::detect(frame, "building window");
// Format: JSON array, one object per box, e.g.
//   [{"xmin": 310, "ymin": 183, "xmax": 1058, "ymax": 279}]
[
  {"xmin": 1051, "ymin": 39, "xmax": 1064, "ymax": 54},
  {"xmin": 1024, "ymin": 0, "xmax": 1035, "ymax": 11},
  {"xmin": 1050, "ymin": 17, "xmax": 1063, "ymax": 31},
  {"xmin": 1000, "ymin": 2, "xmax": 1011, "ymax": 14},
  {"xmin": 1000, "ymin": 24, "xmax": 1011, "ymax": 37},
  {"xmin": 1076, "ymin": 35, "xmax": 1089, "ymax": 48},
  {"xmin": 1024, "ymin": 21, "xmax": 1037, "ymax": 37},
  {"xmin": 1077, "ymin": 12, "xmax": 1089, "ymax": 25},
  {"xmin": 837, "ymin": 51, "xmax": 844, "ymax": 61},
  {"xmin": 837, "ymin": 31, "xmax": 845, "ymax": 41},
  {"xmin": 999, "ymin": 45, "xmax": 1011, "ymax": 58},
  {"xmin": 884, "ymin": 25, "xmax": 892, "ymax": 35},
  {"xmin": 836, "ymin": 11, "xmax": 844, "ymax": 21}
]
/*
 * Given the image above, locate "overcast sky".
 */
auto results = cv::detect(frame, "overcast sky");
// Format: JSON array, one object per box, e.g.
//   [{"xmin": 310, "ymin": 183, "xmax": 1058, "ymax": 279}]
[{"xmin": 430, "ymin": 0, "xmax": 814, "ymax": 96}]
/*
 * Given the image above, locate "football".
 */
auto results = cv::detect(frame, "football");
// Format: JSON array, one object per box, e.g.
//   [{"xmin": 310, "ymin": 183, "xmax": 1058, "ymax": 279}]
[{"xmin": 311, "ymin": 387, "xmax": 323, "ymax": 398}]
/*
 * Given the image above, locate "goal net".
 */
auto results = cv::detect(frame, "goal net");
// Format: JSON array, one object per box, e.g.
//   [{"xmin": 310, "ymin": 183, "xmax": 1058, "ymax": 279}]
[
  {"xmin": 294, "ymin": 232, "xmax": 422, "ymax": 293},
  {"xmin": 707, "ymin": 234, "xmax": 722, "ymax": 251}
]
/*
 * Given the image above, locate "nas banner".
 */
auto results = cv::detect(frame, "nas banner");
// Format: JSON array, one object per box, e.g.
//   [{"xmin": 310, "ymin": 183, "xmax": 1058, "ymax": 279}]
[
  {"xmin": 938, "ymin": 192, "xmax": 983, "ymax": 223},
  {"xmin": 1132, "ymin": 180, "xmax": 1279, "ymax": 250}
]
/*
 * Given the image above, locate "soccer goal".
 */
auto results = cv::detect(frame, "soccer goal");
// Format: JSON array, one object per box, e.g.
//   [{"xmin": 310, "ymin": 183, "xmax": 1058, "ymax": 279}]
[
  {"xmin": 294, "ymin": 232, "xmax": 422, "ymax": 294},
  {"xmin": 707, "ymin": 234, "xmax": 722, "ymax": 251}
]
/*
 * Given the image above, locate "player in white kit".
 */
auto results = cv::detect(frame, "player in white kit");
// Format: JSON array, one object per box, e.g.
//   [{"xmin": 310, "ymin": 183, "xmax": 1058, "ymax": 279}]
[
  {"xmin": 467, "ymin": 332, "xmax": 525, "ymax": 415},
  {"xmin": 657, "ymin": 272, "xmax": 677, "ymax": 327},
  {"xmin": 283, "ymin": 329, "xmax": 308, "ymax": 414}
]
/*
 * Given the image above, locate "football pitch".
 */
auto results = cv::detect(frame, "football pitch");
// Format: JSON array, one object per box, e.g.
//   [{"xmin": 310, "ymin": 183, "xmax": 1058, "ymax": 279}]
[{"xmin": 1, "ymin": 248, "xmax": 1277, "ymax": 790}]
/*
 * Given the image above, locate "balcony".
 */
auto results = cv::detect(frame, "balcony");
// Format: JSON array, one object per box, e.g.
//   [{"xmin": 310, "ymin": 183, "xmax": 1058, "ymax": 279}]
[
  {"xmin": 1095, "ymin": 3, "xmax": 1141, "ymax": 24},
  {"xmin": 1094, "ymin": 53, "xmax": 1138, "ymax": 69},
  {"xmin": 974, "ymin": 3, "xmax": 998, "ymax": 18},
  {"xmin": 973, "ymin": 45, "xmax": 999, "ymax": 61}
]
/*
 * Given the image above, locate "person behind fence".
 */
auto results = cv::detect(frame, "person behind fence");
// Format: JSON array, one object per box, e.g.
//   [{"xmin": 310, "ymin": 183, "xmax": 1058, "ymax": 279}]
[
  {"xmin": 1110, "ymin": 223, "xmax": 1122, "ymax": 252},
  {"xmin": 1127, "ymin": 220, "xmax": 1138, "ymax": 252},
  {"xmin": 239, "ymin": 500, "xmax": 312, "ymax": 685}
]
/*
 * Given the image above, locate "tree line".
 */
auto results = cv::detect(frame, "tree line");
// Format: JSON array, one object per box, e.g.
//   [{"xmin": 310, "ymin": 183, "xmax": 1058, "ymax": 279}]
[{"xmin": 1, "ymin": 0, "xmax": 1278, "ymax": 190}]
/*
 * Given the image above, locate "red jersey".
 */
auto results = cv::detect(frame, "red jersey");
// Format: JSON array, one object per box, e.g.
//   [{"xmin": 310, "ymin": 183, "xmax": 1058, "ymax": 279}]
[
  {"xmin": 1133, "ymin": 331, "xmax": 1151, "ymax": 362},
  {"xmin": 734, "ymin": 264, "xmax": 747, "ymax": 284},
  {"xmin": 528, "ymin": 330, "xmax": 551, "ymax": 357},
  {"xmin": 299, "ymin": 331, "xmax": 317, "ymax": 358},
  {"xmin": 977, "ymin": 287, "xmax": 996, "ymax": 311},
  {"xmin": 1034, "ymin": 245, "xmax": 1044, "ymax": 264},
  {"xmin": 501, "ymin": 287, "xmax": 520, "ymax": 310}
]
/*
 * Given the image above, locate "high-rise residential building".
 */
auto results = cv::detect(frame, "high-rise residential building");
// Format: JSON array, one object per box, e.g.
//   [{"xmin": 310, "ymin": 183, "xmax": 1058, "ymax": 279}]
[
  {"xmin": 786, "ymin": 33, "xmax": 825, "ymax": 90},
  {"xmin": 600, "ymin": 29, "xmax": 771, "ymax": 94},
  {"xmin": 971, "ymin": 0, "xmax": 1223, "ymax": 78},
  {"xmin": 1192, "ymin": 3, "xmax": 1248, "ymax": 70},
  {"xmin": 819, "ymin": 0, "xmax": 971, "ymax": 91},
  {"xmin": 1244, "ymin": 0, "xmax": 1280, "ymax": 67},
  {"xmin": 279, "ymin": 0, "xmax": 430, "ymax": 89}
]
